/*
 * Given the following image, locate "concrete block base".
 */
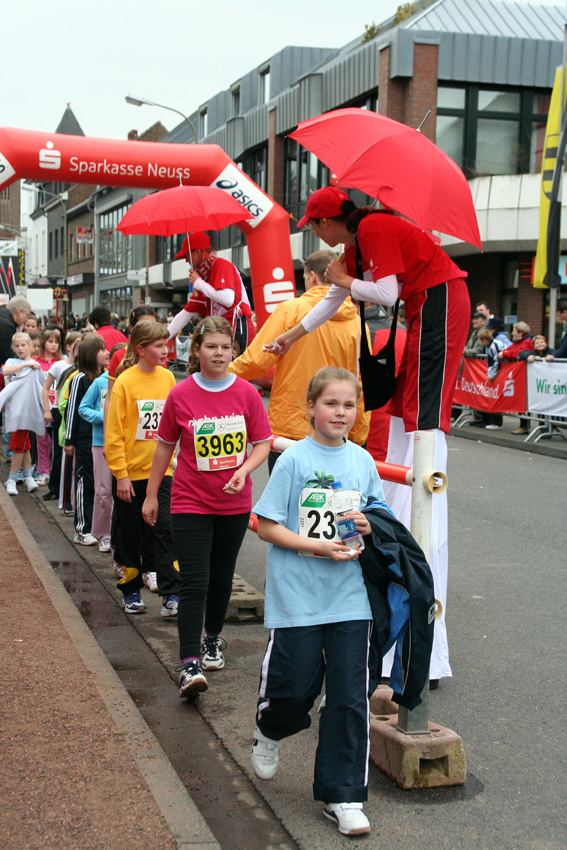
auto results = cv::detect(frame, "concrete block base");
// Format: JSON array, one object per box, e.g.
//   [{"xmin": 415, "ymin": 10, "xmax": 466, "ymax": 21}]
[
  {"xmin": 369, "ymin": 713, "xmax": 466, "ymax": 789},
  {"xmin": 370, "ymin": 684, "xmax": 398, "ymax": 715},
  {"xmin": 226, "ymin": 574, "xmax": 264, "ymax": 622}
]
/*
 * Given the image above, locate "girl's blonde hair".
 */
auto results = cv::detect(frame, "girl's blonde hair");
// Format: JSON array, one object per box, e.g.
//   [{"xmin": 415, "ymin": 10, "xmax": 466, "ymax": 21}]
[
  {"xmin": 65, "ymin": 332, "xmax": 81, "ymax": 351},
  {"xmin": 116, "ymin": 321, "xmax": 169, "ymax": 377},
  {"xmin": 40, "ymin": 329, "xmax": 62, "ymax": 358},
  {"xmin": 306, "ymin": 367, "xmax": 360, "ymax": 427},
  {"xmin": 11, "ymin": 331, "xmax": 33, "ymax": 349},
  {"xmin": 188, "ymin": 317, "xmax": 233, "ymax": 374}
]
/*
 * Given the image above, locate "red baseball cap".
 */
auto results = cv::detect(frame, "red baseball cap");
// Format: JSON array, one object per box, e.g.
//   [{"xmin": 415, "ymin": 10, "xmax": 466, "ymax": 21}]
[
  {"xmin": 297, "ymin": 186, "xmax": 350, "ymax": 228},
  {"xmin": 174, "ymin": 232, "xmax": 212, "ymax": 259}
]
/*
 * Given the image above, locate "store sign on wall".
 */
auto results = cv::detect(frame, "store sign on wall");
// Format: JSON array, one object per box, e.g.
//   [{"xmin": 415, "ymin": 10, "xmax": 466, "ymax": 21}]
[{"xmin": 76, "ymin": 227, "xmax": 94, "ymax": 244}]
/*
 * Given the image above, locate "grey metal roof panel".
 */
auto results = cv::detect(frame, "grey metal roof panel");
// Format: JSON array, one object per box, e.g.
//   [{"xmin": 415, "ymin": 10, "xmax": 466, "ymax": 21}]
[
  {"xmin": 275, "ymin": 87, "xmax": 300, "ymax": 135},
  {"xmin": 436, "ymin": 30, "xmax": 563, "ymax": 86},
  {"xmin": 407, "ymin": 0, "xmax": 566, "ymax": 40}
]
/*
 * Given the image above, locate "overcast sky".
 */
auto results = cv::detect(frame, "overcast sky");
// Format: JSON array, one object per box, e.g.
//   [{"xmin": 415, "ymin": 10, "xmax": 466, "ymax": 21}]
[{"xmin": 3, "ymin": 0, "xmax": 561, "ymax": 141}]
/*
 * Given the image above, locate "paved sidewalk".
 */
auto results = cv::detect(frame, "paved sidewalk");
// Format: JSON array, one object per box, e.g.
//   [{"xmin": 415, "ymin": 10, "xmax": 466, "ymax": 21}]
[
  {"xmin": 450, "ymin": 412, "xmax": 567, "ymax": 460},
  {"xmin": 0, "ymin": 487, "xmax": 219, "ymax": 850}
]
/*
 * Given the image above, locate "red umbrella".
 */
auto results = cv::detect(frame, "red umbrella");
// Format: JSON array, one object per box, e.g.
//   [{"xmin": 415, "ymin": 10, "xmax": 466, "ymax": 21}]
[
  {"xmin": 116, "ymin": 184, "xmax": 251, "ymax": 236},
  {"xmin": 289, "ymin": 108, "xmax": 482, "ymax": 249}
]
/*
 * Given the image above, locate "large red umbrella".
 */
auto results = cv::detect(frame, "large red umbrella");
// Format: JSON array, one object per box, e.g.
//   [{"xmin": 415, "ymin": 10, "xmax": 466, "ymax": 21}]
[
  {"xmin": 116, "ymin": 184, "xmax": 251, "ymax": 236},
  {"xmin": 289, "ymin": 108, "xmax": 482, "ymax": 249}
]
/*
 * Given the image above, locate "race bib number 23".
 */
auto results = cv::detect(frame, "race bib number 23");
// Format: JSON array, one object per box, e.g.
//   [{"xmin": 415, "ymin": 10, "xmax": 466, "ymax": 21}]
[{"xmin": 135, "ymin": 400, "xmax": 165, "ymax": 441}]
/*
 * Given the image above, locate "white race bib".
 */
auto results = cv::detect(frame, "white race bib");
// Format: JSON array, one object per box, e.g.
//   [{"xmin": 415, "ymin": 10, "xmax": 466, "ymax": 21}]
[
  {"xmin": 135, "ymin": 399, "xmax": 165, "ymax": 441},
  {"xmin": 193, "ymin": 415, "xmax": 247, "ymax": 471},
  {"xmin": 298, "ymin": 487, "xmax": 361, "ymax": 557}
]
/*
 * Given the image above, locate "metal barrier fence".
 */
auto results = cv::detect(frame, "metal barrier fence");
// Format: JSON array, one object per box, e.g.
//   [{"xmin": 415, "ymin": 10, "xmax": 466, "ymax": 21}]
[{"xmin": 453, "ymin": 356, "xmax": 567, "ymax": 444}]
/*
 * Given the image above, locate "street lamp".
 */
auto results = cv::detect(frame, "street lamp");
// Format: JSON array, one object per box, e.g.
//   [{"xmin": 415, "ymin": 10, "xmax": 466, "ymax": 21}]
[
  {"xmin": 0, "ymin": 223, "xmax": 23, "ymax": 237},
  {"xmin": 125, "ymin": 94, "xmax": 198, "ymax": 144}
]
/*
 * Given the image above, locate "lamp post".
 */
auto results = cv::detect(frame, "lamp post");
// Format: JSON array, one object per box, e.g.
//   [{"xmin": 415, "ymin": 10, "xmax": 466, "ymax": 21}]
[{"xmin": 125, "ymin": 94, "xmax": 198, "ymax": 144}]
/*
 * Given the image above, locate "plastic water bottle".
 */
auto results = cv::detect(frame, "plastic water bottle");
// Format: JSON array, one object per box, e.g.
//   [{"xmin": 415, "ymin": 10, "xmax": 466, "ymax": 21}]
[{"xmin": 331, "ymin": 481, "xmax": 365, "ymax": 552}]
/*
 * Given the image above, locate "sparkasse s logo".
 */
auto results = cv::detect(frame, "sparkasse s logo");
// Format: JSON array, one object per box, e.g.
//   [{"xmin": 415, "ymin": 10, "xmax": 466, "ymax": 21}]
[
  {"xmin": 39, "ymin": 141, "xmax": 61, "ymax": 170},
  {"xmin": 502, "ymin": 370, "xmax": 515, "ymax": 397}
]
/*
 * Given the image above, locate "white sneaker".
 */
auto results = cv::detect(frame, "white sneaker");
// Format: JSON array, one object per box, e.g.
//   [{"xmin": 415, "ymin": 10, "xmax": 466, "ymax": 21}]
[
  {"xmin": 34, "ymin": 474, "xmax": 49, "ymax": 486},
  {"xmin": 177, "ymin": 661, "xmax": 208, "ymax": 698},
  {"xmin": 485, "ymin": 424, "xmax": 502, "ymax": 430},
  {"xmin": 74, "ymin": 532, "xmax": 99, "ymax": 546},
  {"xmin": 160, "ymin": 594, "xmax": 179, "ymax": 618},
  {"xmin": 113, "ymin": 561, "xmax": 125, "ymax": 579},
  {"xmin": 5, "ymin": 479, "xmax": 18, "ymax": 496},
  {"xmin": 142, "ymin": 571, "xmax": 159, "ymax": 592},
  {"xmin": 98, "ymin": 537, "xmax": 111, "ymax": 553},
  {"xmin": 251, "ymin": 727, "xmax": 281, "ymax": 780},
  {"xmin": 201, "ymin": 634, "xmax": 226, "ymax": 670},
  {"xmin": 323, "ymin": 802, "xmax": 370, "ymax": 836},
  {"xmin": 24, "ymin": 477, "xmax": 39, "ymax": 492}
]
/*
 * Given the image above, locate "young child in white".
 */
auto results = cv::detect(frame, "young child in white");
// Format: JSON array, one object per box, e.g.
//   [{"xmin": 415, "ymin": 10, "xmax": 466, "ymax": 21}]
[
  {"xmin": 0, "ymin": 333, "xmax": 45, "ymax": 495},
  {"xmin": 34, "ymin": 328, "xmax": 63, "ymax": 485},
  {"xmin": 251, "ymin": 366, "xmax": 391, "ymax": 837}
]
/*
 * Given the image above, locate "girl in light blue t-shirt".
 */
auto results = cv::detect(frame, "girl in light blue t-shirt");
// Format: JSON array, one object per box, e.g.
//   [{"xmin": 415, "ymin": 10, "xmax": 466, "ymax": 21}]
[{"xmin": 251, "ymin": 366, "xmax": 390, "ymax": 837}]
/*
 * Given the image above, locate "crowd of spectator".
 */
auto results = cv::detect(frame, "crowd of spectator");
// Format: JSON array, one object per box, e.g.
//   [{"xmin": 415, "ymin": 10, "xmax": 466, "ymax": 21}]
[{"xmin": 460, "ymin": 298, "xmax": 567, "ymax": 434}]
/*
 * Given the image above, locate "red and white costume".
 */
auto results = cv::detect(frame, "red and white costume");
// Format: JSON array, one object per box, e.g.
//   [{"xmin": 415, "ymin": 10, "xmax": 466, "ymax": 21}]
[
  {"xmin": 168, "ymin": 237, "xmax": 255, "ymax": 354},
  {"xmin": 299, "ymin": 209, "xmax": 472, "ymax": 682},
  {"xmin": 182, "ymin": 255, "xmax": 254, "ymax": 338}
]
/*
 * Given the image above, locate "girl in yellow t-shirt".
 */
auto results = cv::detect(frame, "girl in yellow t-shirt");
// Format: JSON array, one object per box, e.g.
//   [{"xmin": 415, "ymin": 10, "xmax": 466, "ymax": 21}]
[{"xmin": 105, "ymin": 322, "xmax": 179, "ymax": 617}]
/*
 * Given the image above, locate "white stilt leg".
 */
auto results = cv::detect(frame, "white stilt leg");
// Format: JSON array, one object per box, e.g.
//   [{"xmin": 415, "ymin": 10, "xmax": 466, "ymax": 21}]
[{"xmin": 381, "ymin": 416, "xmax": 451, "ymax": 680}]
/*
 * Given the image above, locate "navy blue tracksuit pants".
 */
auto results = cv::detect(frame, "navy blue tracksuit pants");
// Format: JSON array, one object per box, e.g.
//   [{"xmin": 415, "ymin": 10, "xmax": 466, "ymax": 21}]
[{"xmin": 256, "ymin": 620, "xmax": 371, "ymax": 803}]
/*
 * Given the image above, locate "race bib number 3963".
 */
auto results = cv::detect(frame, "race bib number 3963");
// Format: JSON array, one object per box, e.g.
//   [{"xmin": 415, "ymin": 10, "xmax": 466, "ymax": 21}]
[{"xmin": 194, "ymin": 415, "xmax": 247, "ymax": 471}]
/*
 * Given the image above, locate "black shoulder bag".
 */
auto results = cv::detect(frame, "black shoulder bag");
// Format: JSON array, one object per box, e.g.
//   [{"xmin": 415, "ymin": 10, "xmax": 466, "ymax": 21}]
[{"xmin": 356, "ymin": 239, "xmax": 400, "ymax": 412}]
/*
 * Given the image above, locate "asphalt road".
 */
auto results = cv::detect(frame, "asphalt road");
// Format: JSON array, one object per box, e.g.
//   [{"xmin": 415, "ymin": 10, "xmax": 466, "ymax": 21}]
[{"xmin": 12, "ymin": 432, "xmax": 567, "ymax": 850}]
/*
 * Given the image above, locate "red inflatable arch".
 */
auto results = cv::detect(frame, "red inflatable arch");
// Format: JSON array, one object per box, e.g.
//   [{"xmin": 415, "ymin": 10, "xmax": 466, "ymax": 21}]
[{"xmin": 0, "ymin": 127, "xmax": 296, "ymax": 327}]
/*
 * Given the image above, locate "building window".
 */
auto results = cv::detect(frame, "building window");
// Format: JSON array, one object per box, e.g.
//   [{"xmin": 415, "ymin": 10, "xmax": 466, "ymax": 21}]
[
  {"xmin": 436, "ymin": 84, "xmax": 551, "ymax": 178},
  {"xmin": 100, "ymin": 285, "xmax": 133, "ymax": 318},
  {"xmin": 284, "ymin": 139, "xmax": 327, "ymax": 205},
  {"xmin": 60, "ymin": 227, "xmax": 65, "ymax": 258},
  {"xmin": 351, "ymin": 92, "xmax": 378, "ymax": 112},
  {"xmin": 259, "ymin": 68, "xmax": 270, "ymax": 105},
  {"xmin": 530, "ymin": 91, "xmax": 552, "ymax": 173},
  {"xmin": 53, "ymin": 230, "xmax": 58, "ymax": 259},
  {"xmin": 156, "ymin": 233, "xmax": 185, "ymax": 264},
  {"xmin": 0, "ymin": 187, "xmax": 10, "ymax": 200},
  {"xmin": 284, "ymin": 138, "xmax": 329, "ymax": 222},
  {"xmin": 242, "ymin": 146, "xmax": 267, "ymax": 193},
  {"xmin": 99, "ymin": 204, "xmax": 133, "ymax": 276},
  {"xmin": 475, "ymin": 90, "xmax": 521, "ymax": 175},
  {"xmin": 232, "ymin": 88, "xmax": 240, "ymax": 117},
  {"xmin": 69, "ymin": 233, "xmax": 74, "ymax": 262},
  {"xmin": 200, "ymin": 109, "xmax": 208, "ymax": 138},
  {"xmin": 49, "ymin": 232, "xmax": 53, "ymax": 261}
]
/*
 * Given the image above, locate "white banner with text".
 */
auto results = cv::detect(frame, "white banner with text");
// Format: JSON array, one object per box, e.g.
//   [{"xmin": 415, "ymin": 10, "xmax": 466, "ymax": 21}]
[{"xmin": 527, "ymin": 361, "xmax": 567, "ymax": 416}]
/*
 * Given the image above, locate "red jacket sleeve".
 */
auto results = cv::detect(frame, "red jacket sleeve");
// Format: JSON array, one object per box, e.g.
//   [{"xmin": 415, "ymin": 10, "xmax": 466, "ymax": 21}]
[{"xmin": 500, "ymin": 337, "xmax": 534, "ymax": 361}]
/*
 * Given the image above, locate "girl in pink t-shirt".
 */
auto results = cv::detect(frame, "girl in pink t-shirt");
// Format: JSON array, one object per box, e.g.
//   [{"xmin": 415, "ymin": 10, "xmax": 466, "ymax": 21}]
[{"xmin": 142, "ymin": 316, "xmax": 271, "ymax": 699}]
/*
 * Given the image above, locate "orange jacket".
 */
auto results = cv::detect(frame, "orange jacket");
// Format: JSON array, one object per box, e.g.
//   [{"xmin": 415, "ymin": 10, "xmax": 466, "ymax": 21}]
[{"xmin": 228, "ymin": 286, "xmax": 370, "ymax": 444}]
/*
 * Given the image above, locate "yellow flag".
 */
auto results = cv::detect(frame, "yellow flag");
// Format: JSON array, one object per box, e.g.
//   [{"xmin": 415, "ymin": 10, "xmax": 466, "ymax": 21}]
[{"xmin": 534, "ymin": 67, "xmax": 567, "ymax": 289}]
